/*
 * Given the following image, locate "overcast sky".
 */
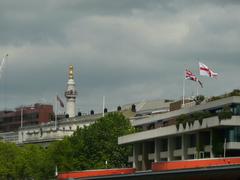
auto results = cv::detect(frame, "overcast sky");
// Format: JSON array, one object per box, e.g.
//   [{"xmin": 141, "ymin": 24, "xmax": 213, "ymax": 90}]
[{"xmin": 0, "ymin": 0, "xmax": 240, "ymax": 113}]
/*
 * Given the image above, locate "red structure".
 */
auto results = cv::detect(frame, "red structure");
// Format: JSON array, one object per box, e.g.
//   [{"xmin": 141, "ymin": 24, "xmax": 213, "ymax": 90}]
[
  {"xmin": 152, "ymin": 157, "xmax": 240, "ymax": 171},
  {"xmin": 57, "ymin": 168, "xmax": 136, "ymax": 180},
  {"xmin": 57, "ymin": 158, "xmax": 240, "ymax": 179},
  {"xmin": 0, "ymin": 104, "xmax": 54, "ymax": 132}
]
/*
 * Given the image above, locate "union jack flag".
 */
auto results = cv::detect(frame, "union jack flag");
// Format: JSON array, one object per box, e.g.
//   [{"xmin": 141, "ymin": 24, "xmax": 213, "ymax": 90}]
[{"xmin": 185, "ymin": 69, "xmax": 203, "ymax": 88}]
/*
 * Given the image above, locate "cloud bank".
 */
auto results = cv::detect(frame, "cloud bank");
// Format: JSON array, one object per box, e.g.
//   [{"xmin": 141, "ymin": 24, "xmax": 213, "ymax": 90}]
[{"xmin": 0, "ymin": 0, "xmax": 240, "ymax": 113}]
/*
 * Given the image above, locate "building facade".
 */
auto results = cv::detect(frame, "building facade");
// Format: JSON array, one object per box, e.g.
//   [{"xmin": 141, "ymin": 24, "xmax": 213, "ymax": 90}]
[
  {"xmin": 17, "ymin": 113, "xmax": 102, "ymax": 147},
  {"xmin": 0, "ymin": 104, "xmax": 54, "ymax": 132},
  {"xmin": 118, "ymin": 96, "xmax": 240, "ymax": 171}
]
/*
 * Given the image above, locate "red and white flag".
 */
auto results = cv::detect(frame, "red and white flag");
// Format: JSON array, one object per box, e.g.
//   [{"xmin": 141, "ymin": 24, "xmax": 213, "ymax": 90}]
[
  {"xmin": 185, "ymin": 69, "xmax": 203, "ymax": 88},
  {"xmin": 57, "ymin": 95, "xmax": 64, "ymax": 108},
  {"xmin": 199, "ymin": 62, "xmax": 218, "ymax": 78}
]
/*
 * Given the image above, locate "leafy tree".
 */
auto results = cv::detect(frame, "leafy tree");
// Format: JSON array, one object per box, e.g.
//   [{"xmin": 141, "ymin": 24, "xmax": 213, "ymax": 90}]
[
  {"xmin": 218, "ymin": 105, "xmax": 232, "ymax": 121},
  {"xmin": 176, "ymin": 114, "xmax": 189, "ymax": 130},
  {"xmin": 69, "ymin": 112, "xmax": 134, "ymax": 170},
  {"xmin": 48, "ymin": 137, "xmax": 76, "ymax": 172},
  {"xmin": 0, "ymin": 112, "xmax": 134, "ymax": 178},
  {"xmin": 49, "ymin": 112, "xmax": 134, "ymax": 172},
  {"xmin": 0, "ymin": 142, "xmax": 19, "ymax": 179},
  {"xmin": 194, "ymin": 95, "xmax": 205, "ymax": 105},
  {"xmin": 21, "ymin": 144, "xmax": 55, "ymax": 180}
]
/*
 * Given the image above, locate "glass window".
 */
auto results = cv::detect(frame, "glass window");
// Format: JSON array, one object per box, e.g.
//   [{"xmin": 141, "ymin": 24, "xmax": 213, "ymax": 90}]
[
  {"xmin": 175, "ymin": 136, "xmax": 182, "ymax": 149},
  {"xmin": 161, "ymin": 139, "xmax": 168, "ymax": 151},
  {"xmin": 189, "ymin": 134, "xmax": 196, "ymax": 148},
  {"xmin": 226, "ymin": 127, "xmax": 240, "ymax": 142}
]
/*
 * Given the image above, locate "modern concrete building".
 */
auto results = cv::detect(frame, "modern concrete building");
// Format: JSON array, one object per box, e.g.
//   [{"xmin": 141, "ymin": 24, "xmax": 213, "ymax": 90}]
[
  {"xmin": 122, "ymin": 99, "xmax": 173, "ymax": 116},
  {"xmin": 118, "ymin": 95, "xmax": 240, "ymax": 171}
]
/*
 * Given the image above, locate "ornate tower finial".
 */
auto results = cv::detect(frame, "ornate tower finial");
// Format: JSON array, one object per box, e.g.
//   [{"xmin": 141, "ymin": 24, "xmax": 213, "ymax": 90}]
[{"xmin": 69, "ymin": 65, "xmax": 74, "ymax": 79}]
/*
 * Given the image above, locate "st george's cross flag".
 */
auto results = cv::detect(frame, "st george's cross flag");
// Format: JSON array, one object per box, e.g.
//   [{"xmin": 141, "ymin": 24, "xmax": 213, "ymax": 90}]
[
  {"xmin": 185, "ymin": 69, "xmax": 203, "ymax": 88},
  {"xmin": 199, "ymin": 62, "xmax": 218, "ymax": 78}
]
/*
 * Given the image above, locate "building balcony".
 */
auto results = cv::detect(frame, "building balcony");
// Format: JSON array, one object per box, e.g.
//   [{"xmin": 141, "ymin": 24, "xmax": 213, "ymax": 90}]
[
  {"xmin": 173, "ymin": 149, "xmax": 182, "ymax": 157},
  {"xmin": 160, "ymin": 151, "xmax": 168, "ymax": 158},
  {"xmin": 65, "ymin": 90, "xmax": 77, "ymax": 98},
  {"xmin": 204, "ymin": 145, "xmax": 212, "ymax": 152},
  {"xmin": 226, "ymin": 142, "xmax": 240, "ymax": 150},
  {"xmin": 148, "ymin": 153, "xmax": 155, "ymax": 160},
  {"xmin": 119, "ymin": 116, "xmax": 240, "ymax": 145},
  {"xmin": 187, "ymin": 147, "xmax": 196, "ymax": 155},
  {"xmin": 138, "ymin": 155, "xmax": 142, "ymax": 161},
  {"xmin": 128, "ymin": 156, "xmax": 133, "ymax": 162}
]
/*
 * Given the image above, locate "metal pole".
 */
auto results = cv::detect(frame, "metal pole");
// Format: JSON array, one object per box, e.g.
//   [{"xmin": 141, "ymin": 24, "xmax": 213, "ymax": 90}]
[
  {"xmin": 196, "ymin": 83, "xmax": 199, "ymax": 97},
  {"xmin": 103, "ymin": 96, "xmax": 105, "ymax": 117},
  {"xmin": 21, "ymin": 107, "xmax": 23, "ymax": 128},
  {"xmin": 55, "ymin": 165, "xmax": 58, "ymax": 177},
  {"xmin": 224, "ymin": 138, "xmax": 227, "ymax": 157},
  {"xmin": 55, "ymin": 95, "xmax": 57, "ymax": 130},
  {"xmin": 182, "ymin": 76, "xmax": 185, "ymax": 107}
]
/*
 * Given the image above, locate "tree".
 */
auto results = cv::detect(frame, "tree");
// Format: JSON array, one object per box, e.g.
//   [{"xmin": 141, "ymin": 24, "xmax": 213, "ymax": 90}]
[
  {"xmin": 194, "ymin": 95, "xmax": 205, "ymax": 105},
  {"xmin": 48, "ymin": 112, "xmax": 134, "ymax": 172},
  {"xmin": 69, "ymin": 112, "xmax": 134, "ymax": 170},
  {"xmin": 0, "ymin": 112, "xmax": 135, "ymax": 178},
  {"xmin": 21, "ymin": 144, "xmax": 55, "ymax": 179},
  {"xmin": 48, "ymin": 137, "xmax": 76, "ymax": 172},
  {"xmin": 218, "ymin": 105, "xmax": 232, "ymax": 121},
  {"xmin": 0, "ymin": 142, "xmax": 19, "ymax": 179}
]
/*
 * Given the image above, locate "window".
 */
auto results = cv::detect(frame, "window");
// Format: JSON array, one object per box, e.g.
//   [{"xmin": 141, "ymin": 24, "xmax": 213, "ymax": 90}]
[
  {"xmin": 161, "ymin": 139, "xmax": 168, "ymax": 151},
  {"xmin": 232, "ymin": 104, "xmax": 240, "ymax": 115},
  {"xmin": 202, "ymin": 132, "xmax": 210, "ymax": 145},
  {"xmin": 189, "ymin": 134, "xmax": 196, "ymax": 148},
  {"xmin": 175, "ymin": 136, "xmax": 182, "ymax": 149},
  {"xmin": 227, "ymin": 127, "xmax": 240, "ymax": 142}
]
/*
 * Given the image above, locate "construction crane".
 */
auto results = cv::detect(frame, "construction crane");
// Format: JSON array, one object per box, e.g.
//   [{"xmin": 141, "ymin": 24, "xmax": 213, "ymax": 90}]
[{"xmin": 0, "ymin": 54, "xmax": 8, "ymax": 79}]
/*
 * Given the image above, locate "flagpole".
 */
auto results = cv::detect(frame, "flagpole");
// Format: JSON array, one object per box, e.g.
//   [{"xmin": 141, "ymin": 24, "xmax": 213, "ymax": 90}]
[
  {"xmin": 103, "ymin": 96, "xmax": 105, "ymax": 117},
  {"xmin": 55, "ymin": 95, "xmax": 57, "ymax": 130},
  {"xmin": 183, "ymin": 74, "xmax": 185, "ymax": 107},
  {"xmin": 196, "ymin": 83, "xmax": 199, "ymax": 96}
]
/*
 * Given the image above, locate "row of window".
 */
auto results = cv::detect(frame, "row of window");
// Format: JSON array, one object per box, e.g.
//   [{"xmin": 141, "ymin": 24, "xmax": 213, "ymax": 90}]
[{"xmin": 140, "ymin": 103, "xmax": 240, "ymax": 132}]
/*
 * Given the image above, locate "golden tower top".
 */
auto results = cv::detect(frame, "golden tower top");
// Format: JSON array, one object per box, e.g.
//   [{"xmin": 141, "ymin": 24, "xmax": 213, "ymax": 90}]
[{"xmin": 69, "ymin": 65, "xmax": 74, "ymax": 79}]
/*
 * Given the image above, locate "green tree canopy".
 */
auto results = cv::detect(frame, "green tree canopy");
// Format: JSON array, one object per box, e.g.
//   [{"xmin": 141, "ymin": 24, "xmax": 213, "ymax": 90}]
[
  {"xmin": 0, "ymin": 112, "xmax": 134, "ymax": 178},
  {"xmin": 49, "ymin": 112, "xmax": 134, "ymax": 172}
]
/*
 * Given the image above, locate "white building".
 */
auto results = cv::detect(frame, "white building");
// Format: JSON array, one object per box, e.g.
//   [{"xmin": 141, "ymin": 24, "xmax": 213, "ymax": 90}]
[{"xmin": 18, "ymin": 114, "xmax": 102, "ymax": 147}]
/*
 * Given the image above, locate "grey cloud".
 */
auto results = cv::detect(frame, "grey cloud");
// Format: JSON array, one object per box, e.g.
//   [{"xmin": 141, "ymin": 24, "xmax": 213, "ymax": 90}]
[{"xmin": 0, "ymin": 0, "xmax": 240, "ymax": 113}]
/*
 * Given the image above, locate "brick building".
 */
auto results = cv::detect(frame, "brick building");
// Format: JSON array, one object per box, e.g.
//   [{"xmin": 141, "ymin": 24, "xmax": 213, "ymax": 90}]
[{"xmin": 0, "ymin": 104, "xmax": 54, "ymax": 132}]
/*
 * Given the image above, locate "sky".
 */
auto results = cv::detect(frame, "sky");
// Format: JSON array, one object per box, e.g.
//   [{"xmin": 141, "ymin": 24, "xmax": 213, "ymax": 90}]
[{"xmin": 0, "ymin": 0, "xmax": 240, "ymax": 113}]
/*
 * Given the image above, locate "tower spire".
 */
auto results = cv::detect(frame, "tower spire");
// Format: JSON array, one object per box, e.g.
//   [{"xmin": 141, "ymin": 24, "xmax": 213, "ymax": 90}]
[{"xmin": 69, "ymin": 65, "xmax": 74, "ymax": 79}]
